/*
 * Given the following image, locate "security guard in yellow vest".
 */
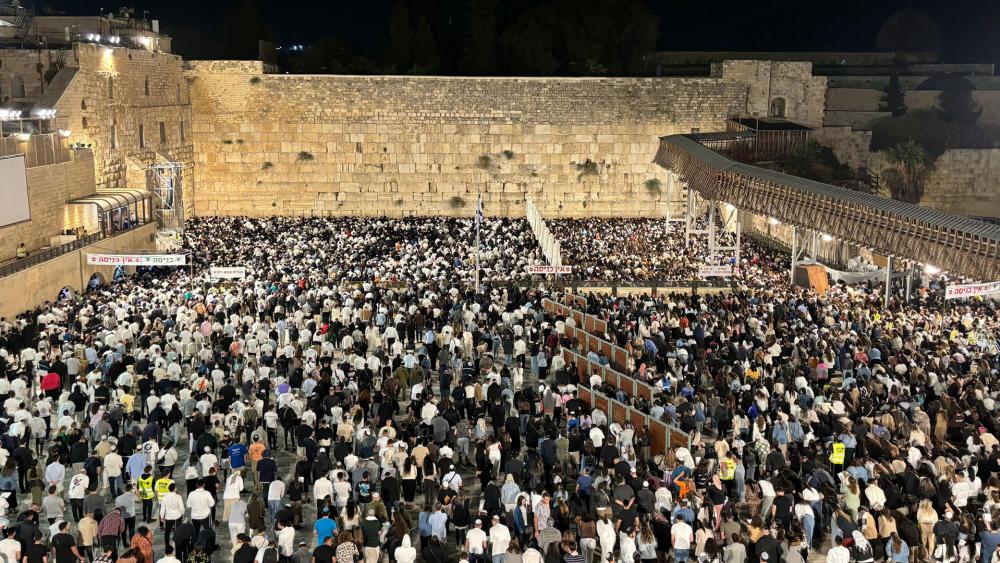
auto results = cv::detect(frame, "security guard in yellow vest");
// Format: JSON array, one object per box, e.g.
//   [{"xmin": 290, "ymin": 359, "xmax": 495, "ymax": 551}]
[
  {"xmin": 719, "ymin": 456, "xmax": 736, "ymax": 481},
  {"xmin": 137, "ymin": 468, "xmax": 156, "ymax": 523},
  {"xmin": 155, "ymin": 475, "xmax": 174, "ymax": 502},
  {"xmin": 829, "ymin": 442, "xmax": 846, "ymax": 471}
]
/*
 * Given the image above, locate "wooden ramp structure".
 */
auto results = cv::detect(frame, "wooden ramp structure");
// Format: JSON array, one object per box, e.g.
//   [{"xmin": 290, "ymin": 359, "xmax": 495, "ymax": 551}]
[{"xmin": 654, "ymin": 134, "xmax": 1000, "ymax": 281}]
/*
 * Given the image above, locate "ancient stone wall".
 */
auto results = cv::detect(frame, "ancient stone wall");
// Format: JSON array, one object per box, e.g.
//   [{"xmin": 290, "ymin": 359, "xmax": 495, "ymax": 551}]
[
  {"xmin": 713, "ymin": 60, "xmax": 827, "ymax": 126},
  {"xmin": 921, "ymin": 149, "xmax": 1000, "ymax": 220},
  {"xmin": 50, "ymin": 43, "xmax": 195, "ymax": 217},
  {"xmin": 0, "ymin": 149, "xmax": 95, "ymax": 261},
  {"xmin": 0, "ymin": 222, "xmax": 157, "ymax": 320},
  {"xmin": 186, "ymin": 61, "xmax": 823, "ymax": 218}
]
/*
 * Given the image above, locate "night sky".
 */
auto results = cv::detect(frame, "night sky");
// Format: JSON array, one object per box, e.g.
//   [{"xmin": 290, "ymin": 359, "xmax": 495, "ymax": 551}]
[{"xmin": 37, "ymin": 0, "xmax": 1000, "ymax": 63}]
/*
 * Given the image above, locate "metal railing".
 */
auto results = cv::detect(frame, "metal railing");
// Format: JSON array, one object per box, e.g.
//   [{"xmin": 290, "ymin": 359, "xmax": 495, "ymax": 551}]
[
  {"xmin": 0, "ymin": 134, "xmax": 72, "ymax": 168},
  {"xmin": 0, "ymin": 232, "xmax": 103, "ymax": 278}
]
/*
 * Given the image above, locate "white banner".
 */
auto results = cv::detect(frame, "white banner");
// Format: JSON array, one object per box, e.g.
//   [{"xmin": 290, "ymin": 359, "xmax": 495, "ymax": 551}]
[
  {"xmin": 86, "ymin": 253, "xmax": 187, "ymax": 266},
  {"xmin": 945, "ymin": 281, "xmax": 1000, "ymax": 299},
  {"xmin": 528, "ymin": 265, "xmax": 573, "ymax": 275},
  {"xmin": 209, "ymin": 266, "xmax": 246, "ymax": 281},
  {"xmin": 698, "ymin": 264, "xmax": 732, "ymax": 277}
]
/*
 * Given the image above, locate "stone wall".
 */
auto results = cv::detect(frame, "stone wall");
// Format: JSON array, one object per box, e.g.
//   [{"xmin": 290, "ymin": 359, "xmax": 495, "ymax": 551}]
[
  {"xmin": 811, "ymin": 126, "xmax": 873, "ymax": 171},
  {"xmin": 921, "ymin": 149, "xmax": 1000, "ymax": 220},
  {"xmin": 0, "ymin": 48, "xmax": 72, "ymax": 104},
  {"xmin": 0, "ymin": 222, "xmax": 157, "ymax": 320},
  {"xmin": 712, "ymin": 60, "xmax": 827, "ymax": 126},
  {"xmin": 0, "ymin": 149, "xmax": 95, "ymax": 261},
  {"xmin": 186, "ymin": 60, "xmax": 824, "ymax": 218},
  {"xmin": 49, "ymin": 43, "xmax": 195, "ymax": 218}
]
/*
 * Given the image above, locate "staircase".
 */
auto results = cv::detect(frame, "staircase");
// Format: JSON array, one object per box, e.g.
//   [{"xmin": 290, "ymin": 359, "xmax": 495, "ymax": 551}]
[{"xmin": 0, "ymin": 0, "xmax": 33, "ymax": 42}]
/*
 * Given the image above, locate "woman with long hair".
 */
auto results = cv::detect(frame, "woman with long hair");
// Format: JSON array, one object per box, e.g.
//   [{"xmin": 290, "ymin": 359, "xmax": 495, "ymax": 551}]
[
  {"xmin": 636, "ymin": 520, "xmax": 658, "ymax": 563},
  {"xmin": 401, "ymin": 456, "xmax": 418, "ymax": 505},
  {"xmin": 423, "ymin": 456, "xmax": 438, "ymax": 504},
  {"xmin": 917, "ymin": 499, "xmax": 939, "ymax": 557},
  {"xmin": 885, "ymin": 532, "xmax": 910, "ymax": 563},
  {"xmin": 505, "ymin": 538, "xmax": 523, "ymax": 563},
  {"xmin": 341, "ymin": 499, "xmax": 360, "ymax": 531}
]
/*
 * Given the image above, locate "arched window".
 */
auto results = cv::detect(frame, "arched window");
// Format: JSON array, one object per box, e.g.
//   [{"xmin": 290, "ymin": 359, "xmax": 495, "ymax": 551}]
[
  {"xmin": 769, "ymin": 97, "xmax": 786, "ymax": 118},
  {"xmin": 11, "ymin": 75, "xmax": 24, "ymax": 98}
]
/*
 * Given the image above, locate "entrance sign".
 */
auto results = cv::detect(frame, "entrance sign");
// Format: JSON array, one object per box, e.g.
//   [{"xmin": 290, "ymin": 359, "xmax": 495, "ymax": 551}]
[
  {"xmin": 527, "ymin": 265, "xmax": 573, "ymax": 275},
  {"xmin": 945, "ymin": 281, "xmax": 1000, "ymax": 299},
  {"xmin": 210, "ymin": 266, "xmax": 247, "ymax": 281},
  {"xmin": 698, "ymin": 264, "xmax": 732, "ymax": 277},
  {"xmin": 86, "ymin": 254, "xmax": 187, "ymax": 266}
]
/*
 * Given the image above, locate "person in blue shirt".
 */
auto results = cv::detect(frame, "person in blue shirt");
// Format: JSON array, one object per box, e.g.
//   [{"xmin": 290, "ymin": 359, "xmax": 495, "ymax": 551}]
[
  {"xmin": 229, "ymin": 442, "xmax": 248, "ymax": 472},
  {"xmin": 313, "ymin": 507, "xmax": 338, "ymax": 545}
]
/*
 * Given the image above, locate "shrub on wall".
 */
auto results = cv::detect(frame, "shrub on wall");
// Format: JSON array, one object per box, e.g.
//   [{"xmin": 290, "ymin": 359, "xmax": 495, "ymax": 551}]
[
  {"xmin": 249, "ymin": 77, "xmax": 261, "ymax": 85},
  {"xmin": 644, "ymin": 178, "xmax": 662, "ymax": 197},
  {"xmin": 502, "ymin": 150, "xmax": 515, "ymax": 160},
  {"xmin": 296, "ymin": 151, "xmax": 315, "ymax": 162},
  {"xmin": 477, "ymin": 155, "xmax": 491, "ymax": 169},
  {"xmin": 261, "ymin": 162, "xmax": 273, "ymax": 170},
  {"xmin": 449, "ymin": 196, "xmax": 466, "ymax": 209}
]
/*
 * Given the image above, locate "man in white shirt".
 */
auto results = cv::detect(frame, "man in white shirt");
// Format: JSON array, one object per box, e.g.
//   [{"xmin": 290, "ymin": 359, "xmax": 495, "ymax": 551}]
[
  {"xmin": 159, "ymin": 482, "xmax": 185, "ymax": 547},
  {"xmin": 185, "ymin": 480, "xmax": 216, "ymax": 532},
  {"xmin": 199, "ymin": 447, "xmax": 218, "ymax": 477},
  {"xmin": 156, "ymin": 545, "xmax": 181, "ymax": 563},
  {"xmin": 68, "ymin": 469, "xmax": 89, "ymax": 521},
  {"xmin": 0, "ymin": 528, "xmax": 20, "ymax": 563},
  {"xmin": 488, "ymin": 514, "xmax": 510, "ymax": 563},
  {"xmin": 671, "ymin": 515, "xmax": 693, "ymax": 563},
  {"xmin": 276, "ymin": 521, "xmax": 296, "ymax": 558},
  {"xmin": 826, "ymin": 536, "xmax": 851, "ymax": 563},
  {"xmin": 267, "ymin": 478, "xmax": 286, "ymax": 522},
  {"xmin": 104, "ymin": 447, "xmax": 124, "ymax": 497},
  {"xmin": 465, "ymin": 519, "xmax": 488, "ymax": 563},
  {"xmin": 223, "ymin": 471, "xmax": 244, "ymax": 521}
]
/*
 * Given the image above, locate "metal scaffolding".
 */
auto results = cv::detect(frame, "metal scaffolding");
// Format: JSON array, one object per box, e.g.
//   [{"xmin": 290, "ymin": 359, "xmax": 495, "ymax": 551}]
[{"xmin": 149, "ymin": 162, "xmax": 183, "ymax": 229}]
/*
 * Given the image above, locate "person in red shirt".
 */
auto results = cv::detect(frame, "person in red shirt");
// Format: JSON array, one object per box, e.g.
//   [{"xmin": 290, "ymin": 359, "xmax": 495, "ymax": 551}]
[{"xmin": 40, "ymin": 371, "xmax": 62, "ymax": 400}]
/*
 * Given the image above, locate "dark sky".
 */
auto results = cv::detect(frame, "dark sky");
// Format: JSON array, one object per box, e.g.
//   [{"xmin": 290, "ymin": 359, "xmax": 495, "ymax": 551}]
[{"xmin": 38, "ymin": 0, "xmax": 1000, "ymax": 63}]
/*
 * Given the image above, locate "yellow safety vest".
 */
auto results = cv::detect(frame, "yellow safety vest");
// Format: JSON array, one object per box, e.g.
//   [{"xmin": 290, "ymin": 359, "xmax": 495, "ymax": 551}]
[
  {"xmin": 720, "ymin": 459, "xmax": 736, "ymax": 480},
  {"xmin": 829, "ymin": 443, "xmax": 845, "ymax": 465},
  {"xmin": 155, "ymin": 478, "xmax": 174, "ymax": 500},
  {"xmin": 137, "ymin": 476, "xmax": 155, "ymax": 500}
]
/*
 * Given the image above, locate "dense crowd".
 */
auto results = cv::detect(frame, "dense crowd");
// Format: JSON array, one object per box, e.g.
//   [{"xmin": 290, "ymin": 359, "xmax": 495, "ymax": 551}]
[
  {"xmin": 546, "ymin": 219, "xmax": 737, "ymax": 283},
  {"xmin": 0, "ymin": 215, "xmax": 995, "ymax": 563}
]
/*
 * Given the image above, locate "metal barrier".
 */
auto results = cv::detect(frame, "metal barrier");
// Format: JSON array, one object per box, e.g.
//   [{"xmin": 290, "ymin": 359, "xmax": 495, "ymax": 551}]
[
  {"xmin": 542, "ymin": 294, "xmax": 692, "ymax": 453},
  {"xmin": 0, "ymin": 232, "xmax": 103, "ymax": 278},
  {"xmin": 562, "ymin": 347, "xmax": 692, "ymax": 454}
]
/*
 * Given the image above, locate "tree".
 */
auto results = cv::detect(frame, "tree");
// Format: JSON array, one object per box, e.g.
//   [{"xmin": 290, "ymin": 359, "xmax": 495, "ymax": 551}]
[
  {"xmin": 385, "ymin": 0, "xmax": 414, "ymax": 72},
  {"xmin": 461, "ymin": 0, "xmax": 498, "ymax": 75},
  {"xmin": 938, "ymin": 88, "xmax": 981, "ymax": 126},
  {"xmin": 412, "ymin": 16, "xmax": 441, "ymax": 73},
  {"xmin": 879, "ymin": 73, "xmax": 907, "ymax": 117},
  {"xmin": 882, "ymin": 140, "xmax": 933, "ymax": 204},
  {"xmin": 499, "ymin": 0, "xmax": 658, "ymax": 76}
]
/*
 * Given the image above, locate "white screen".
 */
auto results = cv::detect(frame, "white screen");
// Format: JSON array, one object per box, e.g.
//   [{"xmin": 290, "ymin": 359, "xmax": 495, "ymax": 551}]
[{"xmin": 0, "ymin": 155, "xmax": 30, "ymax": 228}]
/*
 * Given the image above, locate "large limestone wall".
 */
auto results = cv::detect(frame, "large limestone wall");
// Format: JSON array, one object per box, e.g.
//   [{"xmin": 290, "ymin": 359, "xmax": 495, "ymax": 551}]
[
  {"xmin": 0, "ymin": 150, "xmax": 95, "ymax": 261},
  {"xmin": 921, "ymin": 149, "xmax": 1000, "ymax": 220},
  {"xmin": 50, "ymin": 43, "xmax": 195, "ymax": 217},
  {"xmin": 0, "ymin": 222, "xmax": 157, "ymax": 320},
  {"xmin": 186, "ymin": 61, "xmax": 823, "ymax": 218}
]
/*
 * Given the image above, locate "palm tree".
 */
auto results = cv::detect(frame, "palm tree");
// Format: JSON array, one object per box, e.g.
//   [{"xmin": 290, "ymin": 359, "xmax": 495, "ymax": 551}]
[{"xmin": 882, "ymin": 140, "xmax": 932, "ymax": 204}]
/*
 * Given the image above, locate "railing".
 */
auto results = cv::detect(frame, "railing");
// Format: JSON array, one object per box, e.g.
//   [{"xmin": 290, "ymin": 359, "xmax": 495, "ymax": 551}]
[
  {"xmin": 0, "ymin": 232, "xmax": 103, "ymax": 278},
  {"xmin": 542, "ymin": 296, "xmax": 694, "ymax": 452},
  {"xmin": 0, "ymin": 134, "xmax": 71, "ymax": 167},
  {"xmin": 562, "ymin": 347, "xmax": 692, "ymax": 454}
]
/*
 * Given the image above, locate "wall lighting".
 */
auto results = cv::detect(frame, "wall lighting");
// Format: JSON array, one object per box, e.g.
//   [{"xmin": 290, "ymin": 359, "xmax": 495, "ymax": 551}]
[
  {"xmin": 821, "ymin": 233, "xmax": 833, "ymax": 242},
  {"xmin": 16, "ymin": 133, "xmax": 31, "ymax": 141},
  {"xmin": 767, "ymin": 217, "xmax": 780, "ymax": 226},
  {"xmin": 925, "ymin": 265, "xmax": 941, "ymax": 275},
  {"xmin": 58, "ymin": 129, "xmax": 72, "ymax": 138}
]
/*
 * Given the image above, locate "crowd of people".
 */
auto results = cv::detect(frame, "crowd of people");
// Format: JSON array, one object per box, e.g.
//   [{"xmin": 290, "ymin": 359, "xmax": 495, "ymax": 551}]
[
  {"xmin": 0, "ymin": 215, "xmax": 994, "ymax": 563},
  {"xmin": 546, "ymin": 219, "xmax": 736, "ymax": 283}
]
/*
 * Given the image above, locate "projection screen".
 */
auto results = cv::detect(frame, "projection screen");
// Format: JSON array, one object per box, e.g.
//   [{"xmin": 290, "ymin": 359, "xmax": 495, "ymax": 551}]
[{"xmin": 0, "ymin": 155, "xmax": 30, "ymax": 228}]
